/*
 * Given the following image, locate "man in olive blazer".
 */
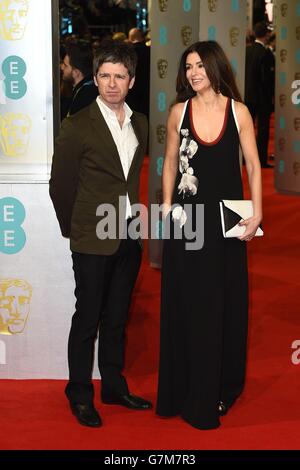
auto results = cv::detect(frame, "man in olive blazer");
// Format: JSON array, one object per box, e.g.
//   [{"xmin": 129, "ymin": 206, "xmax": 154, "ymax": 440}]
[{"xmin": 50, "ymin": 41, "xmax": 151, "ymax": 428}]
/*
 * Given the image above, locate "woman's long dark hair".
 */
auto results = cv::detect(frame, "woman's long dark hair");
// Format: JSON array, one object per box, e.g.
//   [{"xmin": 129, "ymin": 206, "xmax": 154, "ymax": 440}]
[{"xmin": 176, "ymin": 41, "xmax": 243, "ymax": 103}]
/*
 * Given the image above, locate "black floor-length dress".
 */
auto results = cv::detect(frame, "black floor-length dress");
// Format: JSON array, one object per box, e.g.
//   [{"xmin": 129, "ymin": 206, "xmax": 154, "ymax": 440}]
[{"xmin": 156, "ymin": 98, "xmax": 249, "ymax": 430}]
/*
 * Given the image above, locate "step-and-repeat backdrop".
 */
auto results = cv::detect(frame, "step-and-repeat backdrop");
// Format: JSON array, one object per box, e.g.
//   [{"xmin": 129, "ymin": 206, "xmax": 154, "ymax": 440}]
[
  {"xmin": 0, "ymin": 0, "xmax": 78, "ymax": 378},
  {"xmin": 274, "ymin": 0, "xmax": 300, "ymax": 194}
]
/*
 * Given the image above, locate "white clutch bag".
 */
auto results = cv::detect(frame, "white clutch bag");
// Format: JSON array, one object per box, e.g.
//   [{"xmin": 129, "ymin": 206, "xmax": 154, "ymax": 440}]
[{"xmin": 219, "ymin": 200, "xmax": 264, "ymax": 238}]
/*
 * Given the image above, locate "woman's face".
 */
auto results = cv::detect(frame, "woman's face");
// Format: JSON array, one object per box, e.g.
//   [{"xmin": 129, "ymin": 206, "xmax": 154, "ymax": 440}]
[{"xmin": 185, "ymin": 52, "xmax": 211, "ymax": 93}]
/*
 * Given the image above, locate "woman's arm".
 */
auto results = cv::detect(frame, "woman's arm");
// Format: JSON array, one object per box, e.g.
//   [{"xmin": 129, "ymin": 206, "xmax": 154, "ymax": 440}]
[
  {"xmin": 162, "ymin": 103, "xmax": 183, "ymax": 216},
  {"xmin": 235, "ymin": 101, "xmax": 263, "ymax": 241}
]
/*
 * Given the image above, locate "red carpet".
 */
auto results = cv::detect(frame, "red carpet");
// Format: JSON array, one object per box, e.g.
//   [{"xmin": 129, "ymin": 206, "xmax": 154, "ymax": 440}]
[{"xmin": 1, "ymin": 157, "xmax": 300, "ymax": 450}]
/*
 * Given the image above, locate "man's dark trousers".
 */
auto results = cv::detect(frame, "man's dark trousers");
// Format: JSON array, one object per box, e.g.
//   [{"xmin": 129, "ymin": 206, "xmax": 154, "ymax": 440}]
[{"xmin": 65, "ymin": 229, "xmax": 142, "ymax": 405}]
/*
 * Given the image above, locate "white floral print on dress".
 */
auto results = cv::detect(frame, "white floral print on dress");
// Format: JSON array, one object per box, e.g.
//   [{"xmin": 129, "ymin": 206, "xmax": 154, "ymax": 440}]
[{"xmin": 178, "ymin": 128, "xmax": 199, "ymax": 197}]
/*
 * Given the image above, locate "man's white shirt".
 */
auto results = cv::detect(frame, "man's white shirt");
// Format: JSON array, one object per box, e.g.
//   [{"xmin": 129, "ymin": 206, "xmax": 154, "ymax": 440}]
[{"xmin": 96, "ymin": 96, "xmax": 139, "ymax": 219}]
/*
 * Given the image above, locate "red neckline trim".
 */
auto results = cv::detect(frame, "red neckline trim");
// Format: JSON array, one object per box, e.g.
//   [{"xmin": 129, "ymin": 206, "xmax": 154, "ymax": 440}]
[{"xmin": 189, "ymin": 97, "xmax": 230, "ymax": 146}]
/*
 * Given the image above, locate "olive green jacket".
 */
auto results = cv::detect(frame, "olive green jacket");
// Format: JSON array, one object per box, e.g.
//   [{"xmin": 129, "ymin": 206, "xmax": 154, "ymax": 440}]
[{"xmin": 49, "ymin": 100, "xmax": 148, "ymax": 255}]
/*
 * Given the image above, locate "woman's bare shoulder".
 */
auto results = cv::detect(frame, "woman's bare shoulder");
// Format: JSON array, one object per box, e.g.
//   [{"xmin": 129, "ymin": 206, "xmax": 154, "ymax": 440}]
[{"xmin": 168, "ymin": 101, "xmax": 187, "ymax": 126}]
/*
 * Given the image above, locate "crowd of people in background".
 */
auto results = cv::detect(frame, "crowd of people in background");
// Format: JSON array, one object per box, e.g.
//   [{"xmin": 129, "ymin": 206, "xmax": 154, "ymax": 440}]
[
  {"xmin": 59, "ymin": 0, "xmax": 275, "ymax": 169},
  {"xmin": 59, "ymin": 0, "xmax": 150, "ymax": 123}
]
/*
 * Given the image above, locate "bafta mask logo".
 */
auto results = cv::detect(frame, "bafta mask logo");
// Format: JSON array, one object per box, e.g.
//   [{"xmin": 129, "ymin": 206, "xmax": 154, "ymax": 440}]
[
  {"xmin": 156, "ymin": 124, "xmax": 166, "ymax": 144},
  {"xmin": 280, "ymin": 49, "xmax": 287, "ymax": 63},
  {"xmin": 229, "ymin": 27, "xmax": 240, "ymax": 47},
  {"xmin": 279, "ymin": 94, "xmax": 287, "ymax": 107},
  {"xmin": 294, "ymin": 117, "xmax": 300, "ymax": 131},
  {"xmin": 0, "ymin": 112, "xmax": 31, "ymax": 157},
  {"xmin": 280, "ymin": 3, "xmax": 288, "ymax": 17},
  {"xmin": 181, "ymin": 25, "xmax": 192, "ymax": 47},
  {"xmin": 157, "ymin": 59, "xmax": 168, "ymax": 79},
  {"xmin": 0, "ymin": 279, "xmax": 32, "ymax": 335},
  {"xmin": 296, "ymin": 26, "xmax": 300, "ymax": 41},
  {"xmin": 293, "ymin": 162, "xmax": 300, "ymax": 175},
  {"xmin": 158, "ymin": 0, "xmax": 168, "ymax": 12},
  {"xmin": 278, "ymin": 137, "xmax": 286, "ymax": 152},
  {"xmin": 0, "ymin": 0, "xmax": 29, "ymax": 41},
  {"xmin": 208, "ymin": 0, "xmax": 218, "ymax": 12}
]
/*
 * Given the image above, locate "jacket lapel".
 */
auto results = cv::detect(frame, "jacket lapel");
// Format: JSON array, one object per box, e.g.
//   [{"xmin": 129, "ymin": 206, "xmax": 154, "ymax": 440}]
[
  {"xmin": 127, "ymin": 112, "xmax": 142, "ymax": 180},
  {"xmin": 89, "ymin": 101, "xmax": 126, "ymax": 179}
]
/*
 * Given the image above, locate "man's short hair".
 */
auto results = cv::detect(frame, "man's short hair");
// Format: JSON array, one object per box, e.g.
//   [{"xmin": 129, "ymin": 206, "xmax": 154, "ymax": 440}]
[
  {"xmin": 65, "ymin": 41, "xmax": 94, "ymax": 77},
  {"xmin": 254, "ymin": 22, "xmax": 269, "ymax": 39},
  {"xmin": 93, "ymin": 40, "xmax": 137, "ymax": 79}
]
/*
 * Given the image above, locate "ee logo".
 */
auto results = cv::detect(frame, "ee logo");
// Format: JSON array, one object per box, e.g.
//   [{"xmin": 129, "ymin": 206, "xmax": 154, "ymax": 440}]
[
  {"xmin": 0, "ymin": 198, "xmax": 26, "ymax": 254},
  {"xmin": 1, "ymin": 56, "xmax": 27, "ymax": 100},
  {"xmin": 157, "ymin": 157, "xmax": 164, "ymax": 176}
]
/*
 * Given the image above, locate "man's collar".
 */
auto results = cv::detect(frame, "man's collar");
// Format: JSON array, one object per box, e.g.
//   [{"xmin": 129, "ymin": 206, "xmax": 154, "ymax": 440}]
[
  {"xmin": 97, "ymin": 96, "xmax": 133, "ymax": 120},
  {"xmin": 73, "ymin": 75, "xmax": 94, "ymax": 92},
  {"xmin": 255, "ymin": 39, "xmax": 266, "ymax": 47}
]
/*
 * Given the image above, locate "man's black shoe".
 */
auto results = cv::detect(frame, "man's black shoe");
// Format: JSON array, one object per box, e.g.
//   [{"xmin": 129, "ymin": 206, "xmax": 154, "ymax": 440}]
[
  {"xmin": 70, "ymin": 402, "xmax": 102, "ymax": 427},
  {"xmin": 101, "ymin": 391, "xmax": 152, "ymax": 410}
]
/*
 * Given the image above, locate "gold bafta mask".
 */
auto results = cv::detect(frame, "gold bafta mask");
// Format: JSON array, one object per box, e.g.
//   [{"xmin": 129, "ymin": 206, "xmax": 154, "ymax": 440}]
[
  {"xmin": 0, "ymin": 112, "xmax": 31, "ymax": 157},
  {"xmin": 156, "ymin": 124, "xmax": 167, "ymax": 144},
  {"xmin": 280, "ymin": 3, "xmax": 288, "ymax": 17},
  {"xmin": 293, "ymin": 162, "xmax": 300, "ymax": 175},
  {"xmin": 294, "ymin": 117, "xmax": 300, "ymax": 131},
  {"xmin": 279, "ymin": 94, "xmax": 287, "ymax": 107},
  {"xmin": 0, "ymin": 0, "xmax": 29, "ymax": 41},
  {"xmin": 208, "ymin": 0, "xmax": 218, "ymax": 12},
  {"xmin": 280, "ymin": 49, "xmax": 287, "ymax": 63},
  {"xmin": 278, "ymin": 137, "xmax": 286, "ymax": 152},
  {"xmin": 181, "ymin": 25, "xmax": 192, "ymax": 47},
  {"xmin": 0, "ymin": 279, "xmax": 32, "ymax": 335},
  {"xmin": 296, "ymin": 26, "xmax": 300, "ymax": 41},
  {"xmin": 157, "ymin": 59, "xmax": 168, "ymax": 79},
  {"xmin": 229, "ymin": 27, "xmax": 240, "ymax": 47},
  {"xmin": 158, "ymin": 0, "xmax": 168, "ymax": 12}
]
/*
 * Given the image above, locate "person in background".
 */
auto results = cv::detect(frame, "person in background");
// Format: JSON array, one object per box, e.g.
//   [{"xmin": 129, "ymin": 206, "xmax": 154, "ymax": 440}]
[
  {"xmin": 245, "ymin": 22, "xmax": 274, "ymax": 168},
  {"xmin": 60, "ymin": 41, "xmax": 99, "ymax": 119},
  {"xmin": 126, "ymin": 27, "xmax": 150, "ymax": 120}
]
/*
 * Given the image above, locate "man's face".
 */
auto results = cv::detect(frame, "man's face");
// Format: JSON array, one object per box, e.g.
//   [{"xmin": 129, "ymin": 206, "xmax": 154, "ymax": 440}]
[
  {"xmin": 0, "ymin": 0, "xmax": 29, "ymax": 41},
  {"xmin": 61, "ymin": 54, "xmax": 74, "ymax": 84},
  {"xmin": 94, "ymin": 62, "xmax": 134, "ymax": 108},
  {"xmin": 0, "ymin": 282, "xmax": 31, "ymax": 335}
]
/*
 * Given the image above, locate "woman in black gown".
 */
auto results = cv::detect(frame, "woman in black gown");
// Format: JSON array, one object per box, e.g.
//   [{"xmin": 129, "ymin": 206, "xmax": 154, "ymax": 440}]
[{"xmin": 156, "ymin": 41, "xmax": 262, "ymax": 430}]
